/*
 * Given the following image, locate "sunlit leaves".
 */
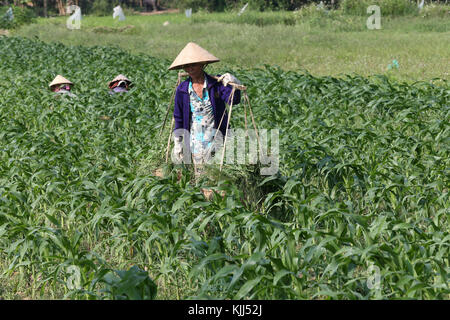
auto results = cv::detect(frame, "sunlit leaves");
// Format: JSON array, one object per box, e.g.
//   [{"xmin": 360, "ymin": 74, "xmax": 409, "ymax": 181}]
[{"xmin": 0, "ymin": 37, "xmax": 448, "ymax": 299}]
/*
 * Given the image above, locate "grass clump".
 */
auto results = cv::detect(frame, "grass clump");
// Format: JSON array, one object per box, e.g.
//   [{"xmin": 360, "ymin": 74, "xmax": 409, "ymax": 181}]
[
  {"xmin": 192, "ymin": 10, "xmax": 297, "ymax": 26},
  {"xmin": 419, "ymin": 3, "xmax": 450, "ymax": 18}
]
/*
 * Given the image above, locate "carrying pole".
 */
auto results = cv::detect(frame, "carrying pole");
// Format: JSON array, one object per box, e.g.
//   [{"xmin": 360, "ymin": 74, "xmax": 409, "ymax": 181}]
[
  {"xmin": 178, "ymin": 72, "xmax": 247, "ymax": 91},
  {"xmin": 160, "ymin": 72, "xmax": 183, "ymax": 136}
]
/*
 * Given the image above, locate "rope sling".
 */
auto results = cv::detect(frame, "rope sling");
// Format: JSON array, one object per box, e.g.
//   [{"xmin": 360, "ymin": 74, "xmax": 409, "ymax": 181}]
[{"xmin": 160, "ymin": 71, "xmax": 262, "ymax": 172}]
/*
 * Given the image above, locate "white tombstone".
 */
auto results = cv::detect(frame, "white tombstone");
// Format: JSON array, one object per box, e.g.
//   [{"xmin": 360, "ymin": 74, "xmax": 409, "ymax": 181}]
[
  {"xmin": 66, "ymin": 5, "xmax": 81, "ymax": 30},
  {"xmin": 5, "ymin": 7, "xmax": 14, "ymax": 21},
  {"xmin": 113, "ymin": 6, "xmax": 126, "ymax": 21},
  {"xmin": 238, "ymin": 3, "xmax": 248, "ymax": 16},
  {"xmin": 185, "ymin": 8, "xmax": 192, "ymax": 18},
  {"xmin": 418, "ymin": 0, "xmax": 425, "ymax": 10},
  {"xmin": 317, "ymin": 1, "xmax": 324, "ymax": 10}
]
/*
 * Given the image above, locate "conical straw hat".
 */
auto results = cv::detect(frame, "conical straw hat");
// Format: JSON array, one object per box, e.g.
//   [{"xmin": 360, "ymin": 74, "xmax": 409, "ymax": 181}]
[
  {"xmin": 168, "ymin": 42, "xmax": 220, "ymax": 70},
  {"xmin": 108, "ymin": 74, "xmax": 131, "ymax": 87},
  {"xmin": 49, "ymin": 75, "xmax": 73, "ymax": 88}
]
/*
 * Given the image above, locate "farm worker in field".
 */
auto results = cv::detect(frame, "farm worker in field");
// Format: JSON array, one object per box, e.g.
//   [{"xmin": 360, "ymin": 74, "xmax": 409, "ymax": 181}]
[
  {"xmin": 169, "ymin": 42, "xmax": 241, "ymax": 176},
  {"xmin": 49, "ymin": 75, "xmax": 76, "ymax": 97},
  {"xmin": 108, "ymin": 74, "xmax": 132, "ymax": 94}
]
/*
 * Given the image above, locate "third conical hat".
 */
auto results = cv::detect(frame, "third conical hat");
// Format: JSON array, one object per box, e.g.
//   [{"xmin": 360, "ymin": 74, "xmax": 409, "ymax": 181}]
[
  {"xmin": 168, "ymin": 42, "xmax": 220, "ymax": 70},
  {"xmin": 49, "ymin": 75, "xmax": 73, "ymax": 88},
  {"xmin": 108, "ymin": 74, "xmax": 131, "ymax": 87}
]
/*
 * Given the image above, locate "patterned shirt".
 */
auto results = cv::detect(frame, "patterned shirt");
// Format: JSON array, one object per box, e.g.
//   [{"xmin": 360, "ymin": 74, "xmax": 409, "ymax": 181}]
[
  {"xmin": 55, "ymin": 90, "xmax": 76, "ymax": 98},
  {"xmin": 109, "ymin": 87, "xmax": 128, "ymax": 95},
  {"xmin": 188, "ymin": 76, "xmax": 216, "ymax": 164}
]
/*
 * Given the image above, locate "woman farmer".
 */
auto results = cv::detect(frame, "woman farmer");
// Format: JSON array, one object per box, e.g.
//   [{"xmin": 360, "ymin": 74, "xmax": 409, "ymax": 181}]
[
  {"xmin": 169, "ymin": 42, "xmax": 241, "ymax": 176},
  {"xmin": 49, "ymin": 75, "xmax": 76, "ymax": 97},
  {"xmin": 108, "ymin": 74, "xmax": 132, "ymax": 94}
]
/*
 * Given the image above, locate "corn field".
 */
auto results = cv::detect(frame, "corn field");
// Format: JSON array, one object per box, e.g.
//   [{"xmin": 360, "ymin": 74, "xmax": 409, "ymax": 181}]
[{"xmin": 0, "ymin": 36, "xmax": 448, "ymax": 299}]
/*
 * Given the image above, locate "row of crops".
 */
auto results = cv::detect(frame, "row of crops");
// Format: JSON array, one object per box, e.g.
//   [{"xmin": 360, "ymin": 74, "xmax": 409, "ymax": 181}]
[{"xmin": 0, "ymin": 36, "xmax": 448, "ymax": 299}]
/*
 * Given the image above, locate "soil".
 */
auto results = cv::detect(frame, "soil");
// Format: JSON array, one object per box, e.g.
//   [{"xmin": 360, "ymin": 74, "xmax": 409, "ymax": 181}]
[{"xmin": 0, "ymin": 29, "xmax": 9, "ymax": 36}]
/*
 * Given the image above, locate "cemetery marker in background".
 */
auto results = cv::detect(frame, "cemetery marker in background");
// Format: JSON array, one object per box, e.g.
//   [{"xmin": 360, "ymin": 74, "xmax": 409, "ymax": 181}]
[{"xmin": 113, "ymin": 6, "xmax": 126, "ymax": 22}]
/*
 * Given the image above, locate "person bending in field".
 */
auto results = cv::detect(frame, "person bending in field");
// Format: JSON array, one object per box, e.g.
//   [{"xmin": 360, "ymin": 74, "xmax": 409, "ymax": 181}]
[
  {"xmin": 49, "ymin": 75, "xmax": 76, "ymax": 97},
  {"xmin": 169, "ymin": 42, "xmax": 241, "ymax": 178},
  {"xmin": 108, "ymin": 74, "xmax": 132, "ymax": 94}
]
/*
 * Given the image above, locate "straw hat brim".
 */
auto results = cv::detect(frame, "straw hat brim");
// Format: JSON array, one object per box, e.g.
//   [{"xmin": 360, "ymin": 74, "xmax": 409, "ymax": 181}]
[
  {"xmin": 168, "ymin": 42, "xmax": 220, "ymax": 70},
  {"xmin": 169, "ymin": 60, "xmax": 219, "ymax": 70},
  {"xmin": 49, "ymin": 75, "xmax": 73, "ymax": 88},
  {"xmin": 108, "ymin": 74, "xmax": 132, "ymax": 87}
]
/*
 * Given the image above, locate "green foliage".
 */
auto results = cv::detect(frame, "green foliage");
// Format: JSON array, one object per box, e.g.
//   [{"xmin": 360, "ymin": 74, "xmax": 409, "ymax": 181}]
[
  {"xmin": 172, "ymin": 0, "xmax": 447, "ymax": 12},
  {"xmin": 191, "ymin": 9, "xmax": 297, "ymax": 26},
  {"xmin": 293, "ymin": 3, "xmax": 368, "ymax": 31},
  {"xmin": 419, "ymin": 3, "xmax": 450, "ymax": 18},
  {"xmin": 188, "ymin": 3, "xmax": 448, "ymax": 28},
  {"xmin": 340, "ymin": 0, "xmax": 419, "ymax": 16},
  {"xmin": 0, "ymin": 37, "xmax": 449, "ymax": 300},
  {"xmin": 91, "ymin": 0, "xmax": 136, "ymax": 16},
  {"xmin": 176, "ymin": 0, "xmax": 326, "ymax": 12},
  {"xmin": 90, "ymin": 0, "xmax": 112, "ymax": 16},
  {"xmin": 94, "ymin": 266, "xmax": 158, "ymax": 300},
  {"xmin": 175, "ymin": 0, "xmax": 227, "ymax": 12},
  {"xmin": 0, "ymin": 5, "xmax": 36, "ymax": 29},
  {"xmin": 87, "ymin": 0, "xmax": 136, "ymax": 16}
]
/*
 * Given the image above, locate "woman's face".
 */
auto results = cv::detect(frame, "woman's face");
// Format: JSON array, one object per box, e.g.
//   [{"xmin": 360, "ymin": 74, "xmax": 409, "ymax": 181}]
[
  {"xmin": 183, "ymin": 63, "xmax": 204, "ymax": 78},
  {"xmin": 52, "ymin": 84, "xmax": 71, "ymax": 92}
]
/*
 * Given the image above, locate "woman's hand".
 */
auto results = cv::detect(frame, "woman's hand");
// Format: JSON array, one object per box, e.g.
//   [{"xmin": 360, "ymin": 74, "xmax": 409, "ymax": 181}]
[
  {"xmin": 218, "ymin": 73, "xmax": 241, "ymax": 87},
  {"xmin": 173, "ymin": 136, "xmax": 184, "ymax": 163}
]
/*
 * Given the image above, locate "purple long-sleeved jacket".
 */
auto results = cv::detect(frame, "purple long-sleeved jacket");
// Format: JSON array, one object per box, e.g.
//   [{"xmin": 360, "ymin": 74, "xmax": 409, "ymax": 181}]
[{"xmin": 173, "ymin": 73, "xmax": 241, "ymax": 137}]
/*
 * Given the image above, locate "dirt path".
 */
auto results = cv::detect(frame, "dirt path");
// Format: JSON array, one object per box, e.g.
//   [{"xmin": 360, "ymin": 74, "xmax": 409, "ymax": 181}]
[{"xmin": 0, "ymin": 29, "xmax": 9, "ymax": 36}]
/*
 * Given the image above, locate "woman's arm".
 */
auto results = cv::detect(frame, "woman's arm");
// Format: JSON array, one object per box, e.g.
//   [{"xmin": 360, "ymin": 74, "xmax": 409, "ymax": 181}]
[{"xmin": 173, "ymin": 89, "xmax": 184, "ymax": 131}]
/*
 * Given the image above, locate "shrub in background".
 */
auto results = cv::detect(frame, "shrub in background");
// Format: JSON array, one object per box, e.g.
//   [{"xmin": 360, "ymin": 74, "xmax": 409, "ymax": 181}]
[
  {"xmin": 419, "ymin": 3, "xmax": 450, "ymax": 18},
  {"xmin": 191, "ymin": 9, "xmax": 297, "ymax": 26},
  {"xmin": 94, "ymin": 266, "xmax": 158, "ymax": 300},
  {"xmin": 0, "ymin": 5, "xmax": 36, "ymax": 29},
  {"xmin": 176, "ymin": 0, "xmax": 336, "ymax": 12},
  {"xmin": 293, "ymin": 3, "xmax": 367, "ymax": 31},
  {"xmin": 90, "ymin": 0, "xmax": 115, "ymax": 16},
  {"xmin": 174, "ymin": 0, "xmax": 227, "ymax": 12},
  {"xmin": 340, "ymin": 0, "xmax": 418, "ymax": 16},
  {"xmin": 89, "ymin": 0, "xmax": 136, "ymax": 16}
]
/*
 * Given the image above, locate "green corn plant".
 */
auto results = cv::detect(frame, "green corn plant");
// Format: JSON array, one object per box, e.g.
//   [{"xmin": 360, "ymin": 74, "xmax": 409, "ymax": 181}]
[{"xmin": 0, "ymin": 37, "xmax": 448, "ymax": 300}]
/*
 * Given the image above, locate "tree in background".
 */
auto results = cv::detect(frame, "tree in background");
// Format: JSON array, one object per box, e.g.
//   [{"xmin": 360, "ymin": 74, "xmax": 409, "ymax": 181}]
[
  {"xmin": 174, "ymin": 0, "xmax": 335, "ymax": 11},
  {"xmin": 2, "ymin": 0, "xmax": 333, "ymax": 14},
  {"xmin": 2, "ymin": 0, "xmax": 448, "ymax": 15}
]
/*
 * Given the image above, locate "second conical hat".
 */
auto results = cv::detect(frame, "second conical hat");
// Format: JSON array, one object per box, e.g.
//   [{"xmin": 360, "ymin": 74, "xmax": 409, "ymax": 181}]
[
  {"xmin": 168, "ymin": 42, "xmax": 220, "ymax": 70},
  {"xmin": 108, "ymin": 74, "xmax": 131, "ymax": 87},
  {"xmin": 49, "ymin": 75, "xmax": 73, "ymax": 88}
]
